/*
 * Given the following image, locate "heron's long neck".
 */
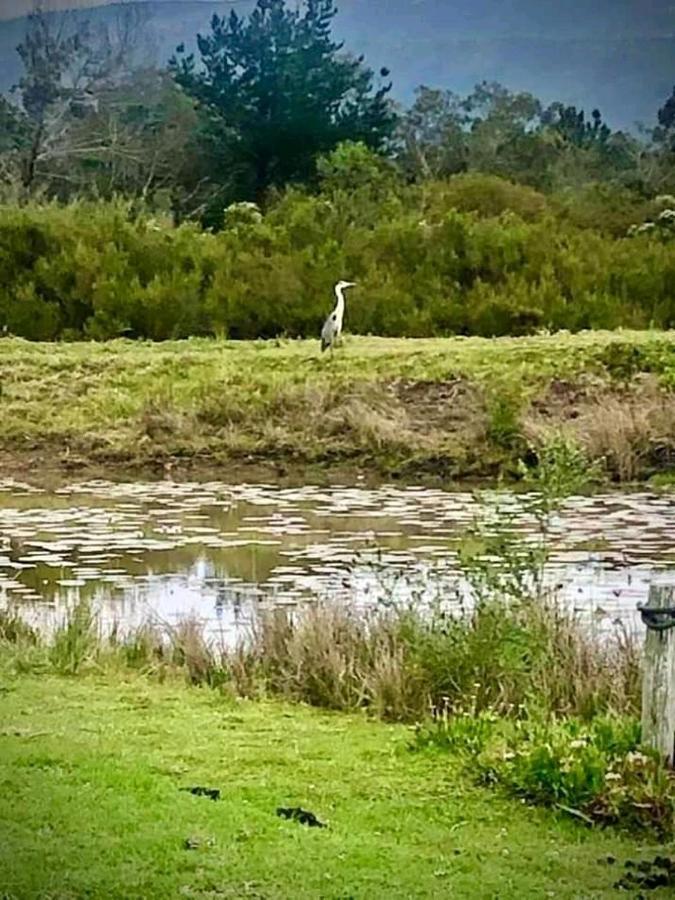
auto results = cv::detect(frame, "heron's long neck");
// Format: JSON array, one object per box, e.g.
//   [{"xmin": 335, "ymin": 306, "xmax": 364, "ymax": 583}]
[{"xmin": 334, "ymin": 285, "xmax": 346, "ymax": 317}]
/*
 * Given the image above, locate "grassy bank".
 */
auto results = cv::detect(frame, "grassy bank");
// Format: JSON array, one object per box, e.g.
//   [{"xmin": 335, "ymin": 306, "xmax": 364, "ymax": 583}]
[
  {"xmin": 0, "ymin": 672, "xmax": 668, "ymax": 899},
  {"xmin": 2, "ymin": 331, "xmax": 675, "ymax": 482}
]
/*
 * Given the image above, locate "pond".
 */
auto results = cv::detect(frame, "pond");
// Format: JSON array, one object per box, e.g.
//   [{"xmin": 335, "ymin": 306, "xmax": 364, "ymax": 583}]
[{"xmin": 1, "ymin": 477, "xmax": 674, "ymax": 642}]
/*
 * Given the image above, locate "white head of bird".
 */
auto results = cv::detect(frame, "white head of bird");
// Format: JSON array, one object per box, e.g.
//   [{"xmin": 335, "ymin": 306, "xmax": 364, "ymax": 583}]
[{"xmin": 321, "ymin": 281, "xmax": 356, "ymax": 352}]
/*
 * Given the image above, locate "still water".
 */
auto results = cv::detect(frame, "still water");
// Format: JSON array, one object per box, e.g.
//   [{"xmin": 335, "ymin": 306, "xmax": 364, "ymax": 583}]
[{"xmin": 1, "ymin": 478, "xmax": 674, "ymax": 641}]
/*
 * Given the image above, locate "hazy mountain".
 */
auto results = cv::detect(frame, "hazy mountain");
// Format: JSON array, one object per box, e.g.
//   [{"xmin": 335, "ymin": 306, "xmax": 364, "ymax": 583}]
[{"xmin": 0, "ymin": 0, "xmax": 673, "ymax": 130}]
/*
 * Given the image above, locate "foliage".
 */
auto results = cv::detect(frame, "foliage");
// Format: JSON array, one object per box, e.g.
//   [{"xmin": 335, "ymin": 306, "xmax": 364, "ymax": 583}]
[
  {"xmin": 542, "ymin": 104, "xmax": 611, "ymax": 149},
  {"xmin": 551, "ymin": 182, "xmax": 654, "ymax": 238},
  {"xmin": 658, "ymin": 85, "xmax": 675, "ymax": 134},
  {"xmin": 228, "ymin": 559, "xmax": 639, "ymax": 721},
  {"xmin": 597, "ymin": 341, "xmax": 654, "ymax": 383},
  {"xmin": 316, "ymin": 139, "xmax": 400, "ymax": 195},
  {"xmin": 0, "ymin": 1, "xmax": 671, "ymax": 211},
  {"xmin": 627, "ymin": 196, "xmax": 675, "ymax": 243},
  {"xmin": 404, "ymin": 461, "xmax": 665, "ymax": 839},
  {"xmin": 417, "ymin": 712, "xmax": 675, "ymax": 837},
  {"xmin": 65, "ymin": 69, "xmax": 200, "ymax": 209},
  {"xmin": 48, "ymin": 599, "xmax": 96, "ymax": 675},
  {"xmin": 6, "ymin": 6, "xmax": 154, "ymax": 196},
  {"xmin": 489, "ymin": 718, "xmax": 675, "ymax": 836},
  {"xmin": 0, "ymin": 3, "xmax": 671, "ymax": 220},
  {"xmin": 396, "ymin": 85, "xmax": 468, "ymax": 180},
  {"xmin": 169, "ymin": 0, "xmax": 395, "ymax": 216},
  {"xmin": 421, "ymin": 172, "xmax": 548, "ymax": 221},
  {"xmin": 0, "ymin": 96, "xmax": 29, "ymax": 155},
  {"xmin": 520, "ymin": 434, "xmax": 602, "ymax": 509},
  {"xmin": 397, "ymin": 83, "xmax": 645, "ymax": 193},
  {"xmin": 2, "ymin": 174, "xmax": 675, "ymax": 341}
]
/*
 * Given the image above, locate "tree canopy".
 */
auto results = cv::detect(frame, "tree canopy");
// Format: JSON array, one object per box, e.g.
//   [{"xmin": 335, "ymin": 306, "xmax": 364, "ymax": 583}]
[
  {"xmin": 396, "ymin": 82, "xmax": 642, "ymax": 191},
  {"xmin": 0, "ymin": 2, "xmax": 673, "ymax": 211},
  {"xmin": 169, "ymin": 0, "xmax": 395, "ymax": 212}
]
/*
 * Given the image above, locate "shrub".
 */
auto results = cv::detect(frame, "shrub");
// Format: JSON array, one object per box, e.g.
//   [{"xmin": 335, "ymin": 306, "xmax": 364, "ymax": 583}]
[
  {"xmin": 422, "ymin": 173, "xmax": 549, "ymax": 222},
  {"xmin": 553, "ymin": 183, "xmax": 653, "ymax": 238},
  {"xmin": 479, "ymin": 717, "xmax": 675, "ymax": 836},
  {"xmin": 415, "ymin": 713, "xmax": 675, "ymax": 836},
  {"xmin": 2, "ymin": 172, "xmax": 675, "ymax": 341}
]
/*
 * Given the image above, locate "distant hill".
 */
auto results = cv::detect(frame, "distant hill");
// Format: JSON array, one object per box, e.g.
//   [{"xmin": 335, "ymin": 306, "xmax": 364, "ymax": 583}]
[{"xmin": 1, "ymin": 0, "xmax": 673, "ymax": 130}]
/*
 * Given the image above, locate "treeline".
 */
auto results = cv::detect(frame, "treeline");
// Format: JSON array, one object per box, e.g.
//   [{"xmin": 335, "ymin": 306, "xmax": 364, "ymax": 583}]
[
  {"xmin": 1, "ymin": 0, "xmax": 674, "ymax": 216},
  {"xmin": 0, "ymin": 0, "xmax": 674, "ymax": 341},
  {"xmin": 2, "ymin": 160, "xmax": 674, "ymax": 341}
]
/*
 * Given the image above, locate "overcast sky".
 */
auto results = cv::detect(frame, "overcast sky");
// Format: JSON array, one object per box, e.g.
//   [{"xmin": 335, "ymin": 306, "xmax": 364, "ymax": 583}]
[{"xmin": 1, "ymin": 0, "xmax": 674, "ymax": 33}]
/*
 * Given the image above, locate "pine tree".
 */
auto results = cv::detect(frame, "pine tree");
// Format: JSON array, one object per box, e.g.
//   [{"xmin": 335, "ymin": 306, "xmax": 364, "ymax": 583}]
[{"xmin": 170, "ymin": 0, "xmax": 395, "ymax": 210}]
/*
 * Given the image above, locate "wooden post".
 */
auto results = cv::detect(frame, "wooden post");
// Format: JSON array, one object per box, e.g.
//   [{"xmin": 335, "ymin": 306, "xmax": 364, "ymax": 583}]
[{"xmin": 641, "ymin": 585, "xmax": 675, "ymax": 766}]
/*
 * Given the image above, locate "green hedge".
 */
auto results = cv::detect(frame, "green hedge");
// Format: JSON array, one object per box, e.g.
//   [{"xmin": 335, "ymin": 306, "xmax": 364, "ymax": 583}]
[{"xmin": 1, "ymin": 175, "xmax": 674, "ymax": 340}]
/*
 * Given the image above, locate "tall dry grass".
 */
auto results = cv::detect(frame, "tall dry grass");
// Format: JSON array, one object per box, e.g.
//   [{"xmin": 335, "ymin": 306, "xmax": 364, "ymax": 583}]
[
  {"xmin": 231, "ymin": 595, "xmax": 640, "ymax": 721},
  {"xmin": 524, "ymin": 377, "xmax": 675, "ymax": 481},
  {"xmin": 0, "ymin": 592, "xmax": 641, "ymax": 723}
]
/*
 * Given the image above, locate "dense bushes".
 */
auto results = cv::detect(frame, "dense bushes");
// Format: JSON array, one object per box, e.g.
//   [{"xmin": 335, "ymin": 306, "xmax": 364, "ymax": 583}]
[
  {"xmin": 1, "ymin": 170, "xmax": 675, "ymax": 340},
  {"xmin": 415, "ymin": 712, "xmax": 675, "ymax": 836}
]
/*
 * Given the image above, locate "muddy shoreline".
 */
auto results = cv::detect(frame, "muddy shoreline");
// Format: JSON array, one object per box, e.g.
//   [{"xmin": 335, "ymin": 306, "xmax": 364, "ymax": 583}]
[
  {"xmin": 0, "ymin": 444, "xmax": 668, "ymax": 493},
  {"xmin": 0, "ymin": 447, "xmax": 472, "ymax": 490}
]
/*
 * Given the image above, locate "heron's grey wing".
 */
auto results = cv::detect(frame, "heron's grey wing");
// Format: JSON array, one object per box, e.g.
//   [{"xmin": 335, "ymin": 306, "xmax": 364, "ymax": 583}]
[{"xmin": 321, "ymin": 315, "xmax": 335, "ymax": 352}]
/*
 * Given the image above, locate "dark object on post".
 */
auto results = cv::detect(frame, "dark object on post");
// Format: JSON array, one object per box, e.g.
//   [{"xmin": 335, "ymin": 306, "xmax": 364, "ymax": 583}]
[
  {"xmin": 276, "ymin": 806, "xmax": 327, "ymax": 828},
  {"xmin": 180, "ymin": 786, "xmax": 221, "ymax": 801},
  {"xmin": 640, "ymin": 585, "xmax": 675, "ymax": 766},
  {"xmin": 639, "ymin": 604, "xmax": 675, "ymax": 632}
]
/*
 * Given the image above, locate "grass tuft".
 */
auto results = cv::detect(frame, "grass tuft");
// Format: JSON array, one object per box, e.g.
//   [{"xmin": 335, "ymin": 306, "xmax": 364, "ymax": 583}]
[{"xmin": 48, "ymin": 600, "xmax": 97, "ymax": 676}]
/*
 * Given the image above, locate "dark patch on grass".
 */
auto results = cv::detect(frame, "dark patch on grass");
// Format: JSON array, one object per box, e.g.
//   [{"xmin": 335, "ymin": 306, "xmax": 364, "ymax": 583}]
[
  {"xmin": 276, "ymin": 807, "xmax": 327, "ymax": 828},
  {"xmin": 614, "ymin": 856, "xmax": 675, "ymax": 892},
  {"xmin": 180, "ymin": 786, "xmax": 221, "ymax": 801}
]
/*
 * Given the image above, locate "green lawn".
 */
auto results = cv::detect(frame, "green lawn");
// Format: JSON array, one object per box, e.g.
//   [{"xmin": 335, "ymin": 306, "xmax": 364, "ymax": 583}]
[
  {"xmin": 0, "ymin": 673, "xmax": 669, "ymax": 898},
  {"xmin": 1, "ymin": 330, "xmax": 675, "ymax": 482}
]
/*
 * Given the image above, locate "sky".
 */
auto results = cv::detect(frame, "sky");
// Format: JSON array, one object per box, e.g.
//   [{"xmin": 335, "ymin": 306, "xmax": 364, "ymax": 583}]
[{"xmin": 0, "ymin": 0, "xmax": 673, "ymax": 30}]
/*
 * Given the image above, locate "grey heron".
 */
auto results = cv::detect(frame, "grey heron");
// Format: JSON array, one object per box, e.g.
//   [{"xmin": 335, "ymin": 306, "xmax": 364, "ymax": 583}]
[{"xmin": 321, "ymin": 281, "xmax": 356, "ymax": 352}]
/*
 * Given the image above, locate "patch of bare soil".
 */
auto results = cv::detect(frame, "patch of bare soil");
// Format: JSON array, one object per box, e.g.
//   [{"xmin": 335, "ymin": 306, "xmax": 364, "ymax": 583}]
[
  {"xmin": 389, "ymin": 377, "xmax": 487, "ymax": 436},
  {"xmin": 528, "ymin": 377, "xmax": 596, "ymax": 421}
]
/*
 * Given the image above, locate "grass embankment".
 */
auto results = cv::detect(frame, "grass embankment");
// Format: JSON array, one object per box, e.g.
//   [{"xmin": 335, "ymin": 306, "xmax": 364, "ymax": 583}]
[
  {"xmin": 2, "ymin": 330, "xmax": 675, "ymax": 483},
  {"xmin": 0, "ymin": 672, "xmax": 666, "ymax": 899}
]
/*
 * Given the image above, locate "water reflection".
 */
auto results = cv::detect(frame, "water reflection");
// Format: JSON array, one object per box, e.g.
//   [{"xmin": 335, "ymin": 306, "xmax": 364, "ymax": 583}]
[{"xmin": 1, "ymin": 478, "xmax": 675, "ymax": 642}]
